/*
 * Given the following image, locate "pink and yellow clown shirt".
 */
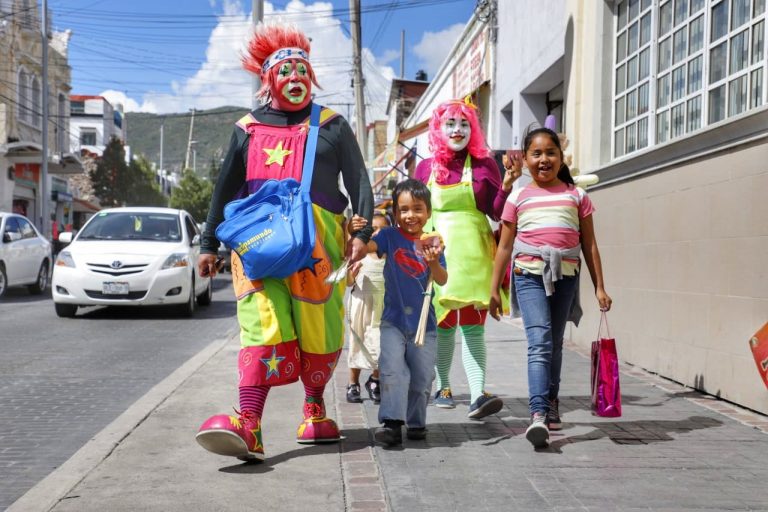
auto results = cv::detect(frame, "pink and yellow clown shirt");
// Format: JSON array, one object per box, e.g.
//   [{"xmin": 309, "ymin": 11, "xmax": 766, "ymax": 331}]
[{"xmin": 230, "ymin": 107, "xmax": 346, "ymax": 389}]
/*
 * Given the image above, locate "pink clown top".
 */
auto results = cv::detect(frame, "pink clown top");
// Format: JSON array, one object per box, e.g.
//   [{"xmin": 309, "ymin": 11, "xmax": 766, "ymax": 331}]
[{"xmin": 414, "ymin": 150, "xmax": 509, "ymax": 221}]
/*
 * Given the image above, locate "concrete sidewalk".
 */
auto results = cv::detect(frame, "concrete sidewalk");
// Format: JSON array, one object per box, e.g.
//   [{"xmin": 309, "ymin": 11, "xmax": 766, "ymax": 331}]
[{"xmin": 10, "ymin": 319, "xmax": 768, "ymax": 511}]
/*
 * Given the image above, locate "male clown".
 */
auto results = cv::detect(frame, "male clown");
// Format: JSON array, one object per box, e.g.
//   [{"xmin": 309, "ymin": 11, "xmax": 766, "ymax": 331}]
[{"xmin": 195, "ymin": 23, "xmax": 373, "ymax": 462}]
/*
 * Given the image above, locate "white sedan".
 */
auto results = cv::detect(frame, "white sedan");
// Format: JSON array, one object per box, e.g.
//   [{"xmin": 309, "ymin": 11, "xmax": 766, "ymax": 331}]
[
  {"xmin": 52, "ymin": 207, "xmax": 212, "ymax": 318},
  {"xmin": 0, "ymin": 212, "xmax": 52, "ymax": 297}
]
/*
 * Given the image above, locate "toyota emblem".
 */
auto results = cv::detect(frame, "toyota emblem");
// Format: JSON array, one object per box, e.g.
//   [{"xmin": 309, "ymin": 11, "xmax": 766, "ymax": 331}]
[{"xmin": 110, "ymin": 260, "xmax": 123, "ymax": 269}]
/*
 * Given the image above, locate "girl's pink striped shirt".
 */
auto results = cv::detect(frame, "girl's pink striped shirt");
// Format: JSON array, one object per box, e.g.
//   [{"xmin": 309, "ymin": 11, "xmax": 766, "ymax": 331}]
[{"xmin": 500, "ymin": 182, "xmax": 595, "ymax": 276}]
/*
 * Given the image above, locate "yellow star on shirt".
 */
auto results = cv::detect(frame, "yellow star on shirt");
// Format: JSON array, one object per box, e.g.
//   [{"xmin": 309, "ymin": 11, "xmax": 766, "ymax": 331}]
[{"xmin": 263, "ymin": 141, "xmax": 293, "ymax": 166}]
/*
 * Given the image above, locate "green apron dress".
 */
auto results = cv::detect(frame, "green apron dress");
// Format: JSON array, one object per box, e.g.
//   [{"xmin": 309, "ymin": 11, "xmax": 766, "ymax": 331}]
[{"xmin": 428, "ymin": 155, "xmax": 496, "ymax": 323}]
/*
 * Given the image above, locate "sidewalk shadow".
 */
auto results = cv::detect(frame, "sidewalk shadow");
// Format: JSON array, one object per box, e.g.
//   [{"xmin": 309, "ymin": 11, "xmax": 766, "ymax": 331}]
[
  {"xmin": 218, "ymin": 427, "xmax": 374, "ymax": 473},
  {"xmin": 544, "ymin": 415, "xmax": 724, "ymax": 454},
  {"xmin": 493, "ymin": 393, "xmax": 676, "ymax": 423}
]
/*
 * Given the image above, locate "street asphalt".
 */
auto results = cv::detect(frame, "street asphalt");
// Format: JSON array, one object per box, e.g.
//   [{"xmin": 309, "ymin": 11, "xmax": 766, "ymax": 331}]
[{"xmin": 8, "ymin": 317, "xmax": 768, "ymax": 512}]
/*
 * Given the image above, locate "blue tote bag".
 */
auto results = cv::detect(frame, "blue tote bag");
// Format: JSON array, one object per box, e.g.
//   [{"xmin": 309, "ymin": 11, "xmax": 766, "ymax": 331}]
[{"xmin": 215, "ymin": 103, "xmax": 321, "ymax": 280}]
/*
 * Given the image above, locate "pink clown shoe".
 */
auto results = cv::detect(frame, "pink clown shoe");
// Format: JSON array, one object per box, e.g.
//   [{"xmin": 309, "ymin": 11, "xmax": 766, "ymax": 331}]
[
  {"xmin": 196, "ymin": 410, "xmax": 265, "ymax": 461},
  {"xmin": 296, "ymin": 396, "xmax": 341, "ymax": 444}
]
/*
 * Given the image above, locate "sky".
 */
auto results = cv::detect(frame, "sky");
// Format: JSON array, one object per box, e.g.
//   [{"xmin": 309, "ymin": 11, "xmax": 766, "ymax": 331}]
[{"xmin": 49, "ymin": 0, "xmax": 476, "ymax": 120}]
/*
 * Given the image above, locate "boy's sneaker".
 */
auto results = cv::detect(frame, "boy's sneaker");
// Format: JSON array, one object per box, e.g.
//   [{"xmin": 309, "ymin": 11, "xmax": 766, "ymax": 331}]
[
  {"xmin": 525, "ymin": 413, "xmax": 550, "ymax": 448},
  {"xmin": 374, "ymin": 420, "xmax": 403, "ymax": 447},
  {"xmin": 346, "ymin": 383, "xmax": 362, "ymax": 403},
  {"xmin": 364, "ymin": 376, "xmax": 381, "ymax": 404},
  {"xmin": 406, "ymin": 427, "xmax": 427, "ymax": 441},
  {"xmin": 546, "ymin": 398, "xmax": 562, "ymax": 430},
  {"xmin": 433, "ymin": 388, "xmax": 455, "ymax": 409},
  {"xmin": 467, "ymin": 392, "xmax": 503, "ymax": 419}
]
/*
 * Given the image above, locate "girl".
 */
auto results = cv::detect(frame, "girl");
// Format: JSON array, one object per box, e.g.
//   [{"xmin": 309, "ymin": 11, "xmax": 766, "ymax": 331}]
[
  {"xmin": 354, "ymin": 179, "xmax": 448, "ymax": 446},
  {"xmin": 414, "ymin": 97, "xmax": 518, "ymax": 419},
  {"xmin": 489, "ymin": 127, "xmax": 612, "ymax": 449},
  {"xmin": 346, "ymin": 211, "xmax": 390, "ymax": 404}
]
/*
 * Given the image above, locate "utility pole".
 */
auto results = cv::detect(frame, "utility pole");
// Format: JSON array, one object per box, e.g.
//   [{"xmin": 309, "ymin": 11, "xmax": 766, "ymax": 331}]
[
  {"xmin": 184, "ymin": 108, "xmax": 195, "ymax": 170},
  {"xmin": 159, "ymin": 121, "xmax": 164, "ymax": 174},
  {"xmin": 400, "ymin": 30, "xmax": 405, "ymax": 79},
  {"xmin": 349, "ymin": 0, "xmax": 367, "ymax": 152},
  {"xmin": 40, "ymin": 0, "xmax": 50, "ymax": 238},
  {"xmin": 251, "ymin": 0, "xmax": 264, "ymax": 109}
]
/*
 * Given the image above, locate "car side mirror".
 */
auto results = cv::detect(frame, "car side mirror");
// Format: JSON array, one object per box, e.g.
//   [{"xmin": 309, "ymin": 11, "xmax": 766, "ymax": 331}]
[
  {"xmin": 191, "ymin": 234, "xmax": 201, "ymax": 246},
  {"xmin": 3, "ymin": 231, "xmax": 22, "ymax": 243},
  {"xmin": 58, "ymin": 232, "xmax": 73, "ymax": 244}
]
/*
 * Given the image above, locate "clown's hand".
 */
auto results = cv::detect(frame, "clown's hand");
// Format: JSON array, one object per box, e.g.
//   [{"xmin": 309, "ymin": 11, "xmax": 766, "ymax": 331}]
[{"xmin": 347, "ymin": 214, "xmax": 368, "ymax": 235}]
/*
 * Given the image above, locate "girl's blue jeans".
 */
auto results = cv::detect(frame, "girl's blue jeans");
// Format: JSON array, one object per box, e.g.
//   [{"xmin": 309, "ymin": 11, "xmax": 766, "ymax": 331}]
[
  {"xmin": 514, "ymin": 271, "xmax": 578, "ymax": 416},
  {"xmin": 377, "ymin": 320, "xmax": 437, "ymax": 428}
]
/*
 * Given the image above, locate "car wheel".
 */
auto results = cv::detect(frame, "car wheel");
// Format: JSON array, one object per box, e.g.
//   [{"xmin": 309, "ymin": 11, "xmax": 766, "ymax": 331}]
[
  {"xmin": 179, "ymin": 276, "xmax": 196, "ymax": 317},
  {"xmin": 0, "ymin": 264, "xmax": 7, "ymax": 298},
  {"xmin": 197, "ymin": 277, "xmax": 212, "ymax": 306},
  {"xmin": 28, "ymin": 261, "xmax": 49, "ymax": 294},
  {"xmin": 54, "ymin": 302, "xmax": 78, "ymax": 318}
]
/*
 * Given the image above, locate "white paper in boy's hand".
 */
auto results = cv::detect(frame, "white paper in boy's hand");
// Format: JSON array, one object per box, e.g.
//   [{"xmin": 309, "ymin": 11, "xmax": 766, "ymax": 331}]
[{"xmin": 325, "ymin": 257, "xmax": 350, "ymax": 284}]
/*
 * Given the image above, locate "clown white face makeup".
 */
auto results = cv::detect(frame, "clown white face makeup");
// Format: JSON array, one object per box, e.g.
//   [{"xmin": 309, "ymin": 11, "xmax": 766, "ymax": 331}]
[
  {"xmin": 440, "ymin": 116, "xmax": 471, "ymax": 152},
  {"xmin": 269, "ymin": 59, "xmax": 312, "ymax": 111}
]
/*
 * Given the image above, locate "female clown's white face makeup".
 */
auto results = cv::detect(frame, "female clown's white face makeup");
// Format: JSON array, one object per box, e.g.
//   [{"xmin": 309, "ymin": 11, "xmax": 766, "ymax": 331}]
[{"xmin": 440, "ymin": 116, "xmax": 471, "ymax": 152}]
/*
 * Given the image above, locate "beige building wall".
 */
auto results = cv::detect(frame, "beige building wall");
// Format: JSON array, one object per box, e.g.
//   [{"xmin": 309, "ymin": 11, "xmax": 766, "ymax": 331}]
[
  {"xmin": 575, "ymin": 142, "xmax": 768, "ymax": 414},
  {"xmin": 565, "ymin": 1, "xmax": 768, "ymax": 414}
]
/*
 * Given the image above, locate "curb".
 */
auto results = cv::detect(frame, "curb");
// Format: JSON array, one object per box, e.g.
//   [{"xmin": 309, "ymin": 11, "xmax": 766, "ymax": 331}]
[{"xmin": 7, "ymin": 329, "xmax": 238, "ymax": 512}]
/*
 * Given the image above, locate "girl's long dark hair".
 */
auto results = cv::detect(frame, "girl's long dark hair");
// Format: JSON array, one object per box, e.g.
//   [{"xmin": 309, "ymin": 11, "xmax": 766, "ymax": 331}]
[{"xmin": 522, "ymin": 126, "xmax": 575, "ymax": 186}]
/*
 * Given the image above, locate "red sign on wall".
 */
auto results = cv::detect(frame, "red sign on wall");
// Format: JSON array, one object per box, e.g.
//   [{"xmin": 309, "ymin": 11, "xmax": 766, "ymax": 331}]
[{"xmin": 14, "ymin": 163, "xmax": 40, "ymax": 183}]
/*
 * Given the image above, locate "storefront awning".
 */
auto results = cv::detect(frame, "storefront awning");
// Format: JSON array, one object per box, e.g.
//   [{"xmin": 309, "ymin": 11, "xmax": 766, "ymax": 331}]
[
  {"xmin": 2, "ymin": 143, "xmax": 84, "ymax": 175},
  {"xmin": 2, "ymin": 141, "xmax": 42, "ymax": 162},
  {"xmin": 48, "ymin": 153, "xmax": 84, "ymax": 175}
]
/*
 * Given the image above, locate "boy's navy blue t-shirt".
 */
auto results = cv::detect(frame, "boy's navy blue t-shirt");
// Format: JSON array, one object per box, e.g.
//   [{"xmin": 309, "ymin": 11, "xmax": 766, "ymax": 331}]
[{"xmin": 372, "ymin": 226, "xmax": 446, "ymax": 336}]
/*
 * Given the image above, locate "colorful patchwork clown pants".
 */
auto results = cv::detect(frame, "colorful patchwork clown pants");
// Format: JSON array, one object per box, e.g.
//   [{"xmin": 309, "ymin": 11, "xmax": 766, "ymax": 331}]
[{"xmin": 231, "ymin": 205, "xmax": 346, "ymax": 388}]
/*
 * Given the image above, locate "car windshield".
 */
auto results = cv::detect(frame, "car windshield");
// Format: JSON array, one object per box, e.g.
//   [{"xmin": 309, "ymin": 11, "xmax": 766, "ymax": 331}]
[{"xmin": 78, "ymin": 212, "xmax": 181, "ymax": 242}]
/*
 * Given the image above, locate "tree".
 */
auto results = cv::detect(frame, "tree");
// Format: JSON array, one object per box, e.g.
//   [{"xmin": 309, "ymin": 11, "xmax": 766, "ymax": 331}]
[
  {"xmin": 170, "ymin": 169, "xmax": 213, "ymax": 222},
  {"xmin": 127, "ymin": 156, "xmax": 168, "ymax": 207},
  {"xmin": 90, "ymin": 137, "xmax": 168, "ymax": 207},
  {"xmin": 90, "ymin": 136, "xmax": 128, "ymax": 207}
]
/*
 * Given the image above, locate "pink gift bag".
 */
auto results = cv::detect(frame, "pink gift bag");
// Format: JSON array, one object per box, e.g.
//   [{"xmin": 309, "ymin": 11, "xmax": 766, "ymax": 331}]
[{"xmin": 590, "ymin": 312, "xmax": 622, "ymax": 417}]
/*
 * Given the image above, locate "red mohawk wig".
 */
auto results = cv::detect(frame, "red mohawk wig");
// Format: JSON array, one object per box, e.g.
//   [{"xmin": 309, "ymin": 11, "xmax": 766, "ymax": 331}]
[{"xmin": 242, "ymin": 23, "xmax": 320, "ymax": 103}]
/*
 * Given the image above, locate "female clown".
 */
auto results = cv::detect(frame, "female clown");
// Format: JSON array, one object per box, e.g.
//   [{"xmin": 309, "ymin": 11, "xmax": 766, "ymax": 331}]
[
  {"xmin": 414, "ymin": 97, "xmax": 519, "ymax": 419},
  {"xmin": 194, "ymin": 23, "xmax": 373, "ymax": 462}
]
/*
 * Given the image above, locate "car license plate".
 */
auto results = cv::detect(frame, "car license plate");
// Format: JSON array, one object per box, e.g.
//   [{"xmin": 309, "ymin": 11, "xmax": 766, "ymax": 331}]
[{"xmin": 103, "ymin": 282, "xmax": 129, "ymax": 295}]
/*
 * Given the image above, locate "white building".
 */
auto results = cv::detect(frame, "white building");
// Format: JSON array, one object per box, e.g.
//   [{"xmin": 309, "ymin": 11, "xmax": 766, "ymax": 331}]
[
  {"xmin": 69, "ymin": 94, "xmax": 127, "ymax": 159},
  {"xmin": 0, "ymin": 0, "xmax": 83, "ymax": 236}
]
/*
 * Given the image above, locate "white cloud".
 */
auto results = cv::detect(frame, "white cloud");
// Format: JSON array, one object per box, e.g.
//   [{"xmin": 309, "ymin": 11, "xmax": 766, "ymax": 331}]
[
  {"xmin": 413, "ymin": 22, "xmax": 465, "ymax": 77},
  {"xmin": 99, "ymin": 90, "xmax": 146, "ymax": 113},
  {"xmin": 104, "ymin": 0, "xmax": 396, "ymax": 125}
]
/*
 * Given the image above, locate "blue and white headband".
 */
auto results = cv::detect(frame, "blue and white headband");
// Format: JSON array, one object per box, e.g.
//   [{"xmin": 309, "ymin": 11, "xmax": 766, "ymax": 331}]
[{"xmin": 261, "ymin": 47, "xmax": 310, "ymax": 74}]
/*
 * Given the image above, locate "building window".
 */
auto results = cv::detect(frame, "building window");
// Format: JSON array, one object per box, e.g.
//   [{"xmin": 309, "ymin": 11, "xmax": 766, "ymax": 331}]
[
  {"xmin": 57, "ymin": 93, "xmax": 67, "ymax": 153},
  {"xmin": 613, "ymin": 0, "xmax": 767, "ymax": 158},
  {"xmin": 30, "ymin": 75, "xmax": 41, "ymax": 127},
  {"xmin": 80, "ymin": 128, "xmax": 97, "ymax": 146},
  {"xmin": 70, "ymin": 100, "xmax": 85, "ymax": 114},
  {"xmin": 17, "ymin": 69, "xmax": 29, "ymax": 124}
]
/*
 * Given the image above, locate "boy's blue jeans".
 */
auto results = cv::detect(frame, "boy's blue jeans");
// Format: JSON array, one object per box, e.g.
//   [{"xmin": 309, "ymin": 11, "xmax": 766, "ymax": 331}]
[
  {"xmin": 513, "ymin": 271, "xmax": 578, "ymax": 416},
  {"xmin": 378, "ymin": 320, "xmax": 437, "ymax": 428}
]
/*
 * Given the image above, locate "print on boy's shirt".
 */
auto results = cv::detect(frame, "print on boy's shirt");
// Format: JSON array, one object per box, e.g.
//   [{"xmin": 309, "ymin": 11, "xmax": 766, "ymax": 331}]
[
  {"xmin": 393, "ymin": 248, "xmax": 428, "ymax": 278},
  {"xmin": 373, "ymin": 226, "xmax": 446, "ymax": 335}
]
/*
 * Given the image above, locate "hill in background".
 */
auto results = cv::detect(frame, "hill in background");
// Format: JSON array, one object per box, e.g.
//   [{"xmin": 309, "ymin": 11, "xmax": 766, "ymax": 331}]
[{"xmin": 125, "ymin": 106, "xmax": 250, "ymax": 176}]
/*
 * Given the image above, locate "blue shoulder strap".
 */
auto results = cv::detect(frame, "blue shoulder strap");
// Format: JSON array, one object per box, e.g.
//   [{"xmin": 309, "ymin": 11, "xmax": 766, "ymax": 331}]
[{"xmin": 300, "ymin": 103, "xmax": 321, "ymax": 195}]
